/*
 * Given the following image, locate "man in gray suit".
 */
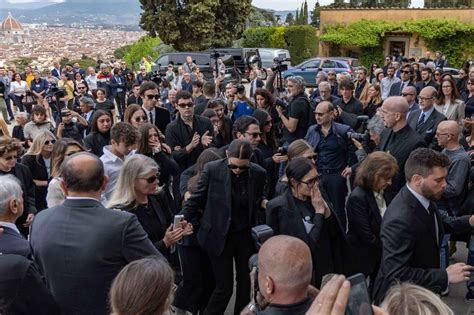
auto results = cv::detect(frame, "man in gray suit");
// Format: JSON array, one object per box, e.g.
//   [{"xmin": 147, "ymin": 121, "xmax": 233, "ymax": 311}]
[
  {"xmin": 30, "ymin": 152, "xmax": 162, "ymax": 315},
  {"xmin": 407, "ymin": 86, "xmax": 446, "ymax": 149}
]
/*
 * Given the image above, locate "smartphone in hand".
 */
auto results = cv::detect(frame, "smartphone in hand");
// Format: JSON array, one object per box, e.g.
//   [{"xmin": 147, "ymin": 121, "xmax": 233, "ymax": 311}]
[{"xmin": 345, "ymin": 273, "xmax": 374, "ymax": 315}]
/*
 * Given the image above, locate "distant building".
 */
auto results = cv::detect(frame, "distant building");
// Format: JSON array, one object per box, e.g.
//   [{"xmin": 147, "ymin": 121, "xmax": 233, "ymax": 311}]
[{"xmin": 1, "ymin": 12, "xmax": 30, "ymax": 44}]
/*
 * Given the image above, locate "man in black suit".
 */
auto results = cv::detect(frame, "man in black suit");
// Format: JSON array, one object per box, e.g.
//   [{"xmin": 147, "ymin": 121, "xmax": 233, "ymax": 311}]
[
  {"xmin": 140, "ymin": 81, "xmax": 171, "ymax": 135},
  {"xmin": 0, "ymin": 175, "xmax": 30, "ymax": 257},
  {"xmin": 378, "ymin": 96, "xmax": 426, "ymax": 203},
  {"xmin": 388, "ymin": 64, "xmax": 416, "ymax": 97},
  {"xmin": 416, "ymin": 67, "xmax": 439, "ymax": 94},
  {"xmin": 373, "ymin": 148, "xmax": 474, "ymax": 304},
  {"xmin": 181, "ymin": 139, "xmax": 267, "ymax": 315},
  {"xmin": 0, "ymin": 254, "xmax": 60, "ymax": 314},
  {"xmin": 249, "ymin": 70, "xmax": 264, "ymax": 100},
  {"xmin": 407, "ymin": 86, "xmax": 446, "ymax": 149},
  {"xmin": 29, "ymin": 152, "xmax": 162, "ymax": 314},
  {"xmin": 78, "ymin": 96, "xmax": 95, "ymax": 137},
  {"xmin": 127, "ymin": 83, "xmax": 143, "ymax": 106}
]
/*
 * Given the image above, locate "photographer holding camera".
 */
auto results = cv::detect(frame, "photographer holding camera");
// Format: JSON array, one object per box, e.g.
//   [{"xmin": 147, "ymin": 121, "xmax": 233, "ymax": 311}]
[{"xmin": 242, "ymin": 235, "xmax": 315, "ymax": 315}]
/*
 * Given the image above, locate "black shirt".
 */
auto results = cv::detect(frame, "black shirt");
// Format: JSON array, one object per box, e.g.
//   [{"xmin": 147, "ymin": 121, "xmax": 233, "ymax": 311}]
[
  {"xmin": 315, "ymin": 125, "xmax": 346, "ymax": 171},
  {"xmin": 95, "ymin": 100, "xmax": 115, "ymax": 114},
  {"xmin": 62, "ymin": 121, "xmax": 85, "ymax": 143},
  {"xmin": 258, "ymin": 297, "xmax": 314, "ymax": 315},
  {"xmin": 230, "ymin": 170, "xmax": 250, "ymax": 232},
  {"xmin": 131, "ymin": 203, "xmax": 163, "ymax": 244},
  {"xmin": 282, "ymin": 93, "xmax": 311, "ymax": 144}
]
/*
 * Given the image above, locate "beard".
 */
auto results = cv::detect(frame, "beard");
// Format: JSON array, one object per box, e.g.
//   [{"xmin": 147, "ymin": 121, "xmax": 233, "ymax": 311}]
[{"xmin": 420, "ymin": 182, "xmax": 443, "ymax": 201}]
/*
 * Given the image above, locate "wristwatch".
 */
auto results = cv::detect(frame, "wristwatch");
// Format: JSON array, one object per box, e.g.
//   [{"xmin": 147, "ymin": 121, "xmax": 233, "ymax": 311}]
[{"xmin": 247, "ymin": 303, "xmax": 258, "ymax": 313}]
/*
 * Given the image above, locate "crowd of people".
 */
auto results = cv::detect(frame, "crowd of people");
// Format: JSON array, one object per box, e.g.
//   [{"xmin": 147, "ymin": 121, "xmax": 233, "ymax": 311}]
[{"xmin": 0, "ymin": 51, "xmax": 474, "ymax": 315}]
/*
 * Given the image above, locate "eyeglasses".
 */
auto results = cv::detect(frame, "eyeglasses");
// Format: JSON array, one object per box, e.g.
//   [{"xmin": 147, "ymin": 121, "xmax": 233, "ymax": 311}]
[
  {"xmin": 299, "ymin": 175, "xmax": 320, "ymax": 187},
  {"xmin": 245, "ymin": 132, "xmax": 262, "ymax": 139},
  {"xmin": 134, "ymin": 116, "xmax": 147, "ymax": 123},
  {"xmin": 139, "ymin": 174, "xmax": 159, "ymax": 184},
  {"xmin": 44, "ymin": 140, "xmax": 56, "ymax": 145},
  {"xmin": 145, "ymin": 94, "xmax": 160, "ymax": 100},
  {"xmin": 401, "ymin": 93, "xmax": 414, "ymax": 97},
  {"xmin": 227, "ymin": 164, "xmax": 250, "ymax": 171},
  {"xmin": 3, "ymin": 155, "xmax": 18, "ymax": 161},
  {"xmin": 401, "ymin": 70, "xmax": 411, "ymax": 74},
  {"xmin": 418, "ymin": 96, "xmax": 433, "ymax": 101},
  {"xmin": 178, "ymin": 102, "xmax": 194, "ymax": 109},
  {"xmin": 65, "ymin": 150, "xmax": 82, "ymax": 156}
]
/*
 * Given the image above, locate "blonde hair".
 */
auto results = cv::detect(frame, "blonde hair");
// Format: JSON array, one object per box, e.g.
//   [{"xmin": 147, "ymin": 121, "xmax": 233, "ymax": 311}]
[
  {"xmin": 381, "ymin": 282, "xmax": 454, "ymax": 315},
  {"xmin": 107, "ymin": 154, "xmax": 159, "ymax": 208},
  {"xmin": 26, "ymin": 130, "xmax": 56, "ymax": 156}
]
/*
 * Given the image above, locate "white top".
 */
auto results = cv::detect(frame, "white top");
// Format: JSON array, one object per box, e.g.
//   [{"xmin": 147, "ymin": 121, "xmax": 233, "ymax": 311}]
[
  {"xmin": 86, "ymin": 74, "xmax": 98, "ymax": 90},
  {"xmin": 100, "ymin": 145, "xmax": 132, "ymax": 201},
  {"xmin": 10, "ymin": 80, "xmax": 27, "ymax": 96}
]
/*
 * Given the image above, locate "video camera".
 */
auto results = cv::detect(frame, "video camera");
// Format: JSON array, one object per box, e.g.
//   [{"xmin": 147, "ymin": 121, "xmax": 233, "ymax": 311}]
[
  {"xmin": 46, "ymin": 83, "xmax": 66, "ymax": 99},
  {"xmin": 347, "ymin": 115, "xmax": 370, "ymax": 142},
  {"xmin": 272, "ymin": 56, "xmax": 291, "ymax": 72},
  {"xmin": 150, "ymin": 71, "xmax": 163, "ymax": 86}
]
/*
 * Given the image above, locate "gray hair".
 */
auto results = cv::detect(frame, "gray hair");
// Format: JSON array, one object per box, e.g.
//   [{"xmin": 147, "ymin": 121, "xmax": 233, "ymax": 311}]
[
  {"xmin": 287, "ymin": 76, "xmax": 306, "ymax": 94},
  {"xmin": 316, "ymin": 71, "xmax": 328, "ymax": 81},
  {"xmin": 0, "ymin": 175, "xmax": 23, "ymax": 216},
  {"xmin": 108, "ymin": 154, "xmax": 159, "ymax": 208},
  {"xmin": 14, "ymin": 112, "xmax": 29, "ymax": 119},
  {"xmin": 79, "ymin": 96, "xmax": 95, "ymax": 108},
  {"xmin": 367, "ymin": 115, "xmax": 385, "ymax": 135},
  {"xmin": 318, "ymin": 81, "xmax": 331, "ymax": 91}
]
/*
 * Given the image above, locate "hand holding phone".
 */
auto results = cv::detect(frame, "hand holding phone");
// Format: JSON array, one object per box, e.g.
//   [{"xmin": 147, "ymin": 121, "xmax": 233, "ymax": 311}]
[{"xmin": 345, "ymin": 273, "xmax": 374, "ymax": 315}]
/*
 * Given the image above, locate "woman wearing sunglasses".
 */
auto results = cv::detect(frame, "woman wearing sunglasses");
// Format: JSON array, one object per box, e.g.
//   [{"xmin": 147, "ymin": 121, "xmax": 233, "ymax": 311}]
[
  {"xmin": 46, "ymin": 138, "xmax": 86, "ymax": 207},
  {"xmin": 181, "ymin": 139, "xmax": 267, "ymax": 315},
  {"xmin": 124, "ymin": 104, "xmax": 148, "ymax": 129},
  {"xmin": 21, "ymin": 130, "xmax": 56, "ymax": 212},
  {"xmin": 108, "ymin": 154, "xmax": 192, "ymax": 258},
  {"xmin": 0, "ymin": 136, "xmax": 36, "ymax": 236},
  {"xmin": 266, "ymin": 156, "xmax": 344, "ymax": 288}
]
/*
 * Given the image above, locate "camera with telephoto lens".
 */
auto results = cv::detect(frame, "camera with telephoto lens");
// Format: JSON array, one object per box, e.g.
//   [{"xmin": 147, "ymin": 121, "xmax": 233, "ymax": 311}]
[
  {"xmin": 46, "ymin": 83, "xmax": 66, "ymax": 99},
  {"xmin": 347, "ymin": 131, "xmax": 370, "ymax": 142},
  {"xmin": 150, "ymin": 71, "xmax": 162, "ymax": 86}
]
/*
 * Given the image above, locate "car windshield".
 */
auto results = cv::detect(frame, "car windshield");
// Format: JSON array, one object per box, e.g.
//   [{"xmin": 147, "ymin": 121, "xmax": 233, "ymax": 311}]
[{"xmin": 300, "ymin": 60, "xmax": 321, "ymax": 68}]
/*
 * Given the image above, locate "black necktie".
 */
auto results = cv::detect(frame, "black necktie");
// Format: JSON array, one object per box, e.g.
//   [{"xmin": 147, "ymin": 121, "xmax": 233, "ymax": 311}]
[
  {"xmin": 428, "ymin": 202, "xmax": 439, "ymax": 246},
  {"xmin": 416, "ymin": 113, "xmax": 425, "ymax": 131},
  {"xmin": 149, "ymin": 111, "xmax": 153, "ymax": 124}
]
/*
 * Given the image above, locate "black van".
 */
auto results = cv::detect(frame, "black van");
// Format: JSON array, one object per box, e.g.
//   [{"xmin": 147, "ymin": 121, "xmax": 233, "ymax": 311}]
[
  {"xmin": 153, "ymin": 52, "xmax": 239, "ymax": 82},
  {"xmin": 209, "ymin": 48, "xmax": 262, "ymax": 81}
]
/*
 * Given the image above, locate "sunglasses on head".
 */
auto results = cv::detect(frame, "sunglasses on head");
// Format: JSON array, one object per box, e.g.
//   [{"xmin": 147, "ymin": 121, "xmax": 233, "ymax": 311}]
[
  {"xmin": 141, "ymin": 174, "xmax": 159, "ymax": 183},
  {"xmin": 45, "ymin": 140, "xmax": 56, "ymax": 145},
  {"xmin": 178, "ymin": 102, "xmax": 194, "ymax": 109},
  {"xmin": 134, "ymin": 116, "xmax": 147, "ymax": 123},
  {"xmin": 227, "ymin": 164, "xmax": 250, "ymax": 171},
  {"xmin": 145, "ymin": 94, "xmax": 160, "ymax": 100}
]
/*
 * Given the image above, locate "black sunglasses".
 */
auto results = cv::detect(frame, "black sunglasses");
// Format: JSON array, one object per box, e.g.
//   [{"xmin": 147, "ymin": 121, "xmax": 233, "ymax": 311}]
[
  {"xmin": 134, "ymin": 116, "xmax": 147, "ymax": 123},
  {"xmin": 77, "ymin": 86, "xmax": 86, "ymax": 89},
  {"xmin": 140, "ymin": 174, "xmax": 159, "ymax": 184},
  {"xmin": 178, "ymin": 102, "xmax": 194, "ymax": 109},
  {"xmin": 227, "ymin": 164, "xmax": 250, "ymax": 171},
  {"xmin": 145, "ymin": 94, "xmax": 160, "ymax": 100},
  {"xmin": 45, "ymin": 140, "xmax": 56, "ymax": 145},
  {"xmin": 245, "ymin": 132, "xmax": 262, "ymax": 139},
  {"xmin": 401, "ymin": 70, "xmax": 411, "ymax": 74}
]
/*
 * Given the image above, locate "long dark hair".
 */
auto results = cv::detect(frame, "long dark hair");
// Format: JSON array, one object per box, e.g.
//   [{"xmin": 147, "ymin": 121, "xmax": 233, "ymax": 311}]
[
  {"xmin": 252, "ymin": 109, "xmax": 277, "ymax": 149},
  {"xmin": 90, "ymin": 110, "xmax": 112, "ymax": 134},
  {"xmin": 286, "ymin": 157, "xmax": 315, "ymax": 190},
  {"xmin": 137, "ymin": 123, "xmax": 161, "ymax": 155}
]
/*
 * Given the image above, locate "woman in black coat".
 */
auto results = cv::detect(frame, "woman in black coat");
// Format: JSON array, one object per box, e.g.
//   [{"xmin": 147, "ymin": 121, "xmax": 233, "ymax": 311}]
[
  {"xmin": 346, "ymin": 151, "xmax": 398, "ymax": 291},
  {"xmin": 83, "ymin": 110, "xmax": 112, "ymax": 157},
  {"xmin": 21, "ymin": 130, "xmax": 56, "ymax": 212},
  {"xmin": 266, "ymin": 157, "xmax": 345, "ymax": 288}
]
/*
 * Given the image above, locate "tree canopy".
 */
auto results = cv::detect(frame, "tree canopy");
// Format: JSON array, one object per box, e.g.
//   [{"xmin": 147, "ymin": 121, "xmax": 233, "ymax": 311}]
[{"xmin": 140, "ymin": 0, "xmax": 251, "ymax": 51}]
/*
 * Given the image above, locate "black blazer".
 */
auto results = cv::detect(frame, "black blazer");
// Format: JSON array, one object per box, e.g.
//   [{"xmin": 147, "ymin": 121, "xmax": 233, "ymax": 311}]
[
  {"xmin": 416, "ymin": 79, "xmax": 439, "ymax": 94},
  {"xmin": 388, "ymin": 81, "xmax": 416, "ymax": 97},
  {"xmin": 0, "ymin": 226, "xmax": 31, "ymax": 257},
  {"xmin": 153, "ymin": 106, "xmax": 171, "ymax": 135},
  {"xmin": 181, "ymin": 159, "xmax": 267, "ymax": 256},
  {"xmin": 21, "ymin": 154, "xmax": 49, "ymax": 211},
  {"xmin": 346, "ymin": 186, "xmax": 382, "ymax": 276},
  {"xmin": 0, "ymin": 254, "xmax": 60, "ymax": 315},
  {"xmin": 378, "ymin": 124, "xmax": 425, "ymax": 202},
  {"xmin": 30, "ymin": 198, "xmax": 161, "ymax": 314},
  {"xmin": 373, "ymin": 186, "xmax": 447, "ymax": 304},
  {"xmin": 266, "ymin": 189, "xmax": 346, "ymax": 284},
  {"xmin": 407, "ymin": 108, "xmax": 446, "ymax": 149}
]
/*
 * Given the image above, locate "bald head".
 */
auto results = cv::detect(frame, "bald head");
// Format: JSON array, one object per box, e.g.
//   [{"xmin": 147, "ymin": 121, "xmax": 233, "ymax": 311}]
[
  {"xmin": 258, "ymin": 235, "xmax": 312, "ymax": 290},
  {"xmin": 402, "ymin": 85, "xmax": 416, "ymax": 96},
  {"xmin": 61, "ymin": 152, "xmax": 105, "ymax": 192},
  {"xmin": 421, "ymin": 86, "xmax": 437, "ymax": 99},
  {"xmin": 316, "ymin": 100, "xmax": 334, "ymax": 112},
  {"xmin": 384, "ymin": 96, "xmax": 409, "ymax": 114},
  {"xmin": 437, "ymin": 120, "xmax": 460, "ymax": 137}
]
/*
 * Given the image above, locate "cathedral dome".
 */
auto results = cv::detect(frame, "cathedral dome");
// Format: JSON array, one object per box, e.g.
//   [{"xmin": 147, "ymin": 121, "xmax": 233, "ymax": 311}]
[{"xmin": 1, "ymin": 12, "xmax": 23, "ymax": 31}]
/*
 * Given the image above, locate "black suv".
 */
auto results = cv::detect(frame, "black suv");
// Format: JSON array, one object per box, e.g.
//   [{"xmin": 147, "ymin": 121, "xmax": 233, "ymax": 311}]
[
  {"xmin": 209, "ymin": 48, "xmax": 263, "ymax": 81},
  {"xmin": 153, "ymin": 52, "xmax": 239, "ymax": 82}
]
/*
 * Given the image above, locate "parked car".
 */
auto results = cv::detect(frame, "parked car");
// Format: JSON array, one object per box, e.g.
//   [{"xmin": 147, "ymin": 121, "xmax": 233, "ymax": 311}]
[
  {"xmin": 441, "ymin": 67, "xmax": 460, "ymax": 79},
  {"xmin": 153, "ymin": 52, "xmax": 239, "ymax": 82},
  {"xmin": 258, "ymin": 48, "xmax": 292, "ymax": 69},
  {"xmin": 282, "ymin": 57, "xmax": 357, "ymax": 87},
  {"xmin": 209, "ymin": 48, "xmax": 262, "ymax": 81}
]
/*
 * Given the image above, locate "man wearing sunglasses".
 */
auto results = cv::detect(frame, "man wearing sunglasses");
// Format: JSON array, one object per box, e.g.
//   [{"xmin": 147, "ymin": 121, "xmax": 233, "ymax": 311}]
[
  {"xmin": 165, "ymin": 90, "xmax": 214, "ymax": 175},
  {"xmin": 181, "ymin": 139, "xmax": 267, "ymax": 315},
  {"xmin": 388, "ymin": 64, "xmax": 415, "ymax": 98},
  {"xmin": 140, "ymin": 81, "xmax": 171, "ymax": 135}
]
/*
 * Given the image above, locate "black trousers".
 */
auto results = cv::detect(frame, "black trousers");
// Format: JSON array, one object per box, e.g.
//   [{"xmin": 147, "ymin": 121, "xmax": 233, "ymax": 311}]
[
  {"xmin": 174, "ymin": 241, "xmax": 215, "ymax": 314},
  {"xmin": 114, "ymin": 91, "xmax": 126, "ymax": 119},
  {"xmin": 320, "ymin": 172, "xmax": 347, "ymax": 230},
  {"xmin": 204, "ymin": 230, "xmax": 255, "ymax": 315}
]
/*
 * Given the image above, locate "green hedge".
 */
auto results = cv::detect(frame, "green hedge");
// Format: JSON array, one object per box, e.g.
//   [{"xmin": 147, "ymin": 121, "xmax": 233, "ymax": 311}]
[
  {"xmin": 320, "ymin": 19, "xmax": 474, "ymax": 68},
  {"xmin": 241, "ymin": 25, "xmax": 319, "ymax": 64}
]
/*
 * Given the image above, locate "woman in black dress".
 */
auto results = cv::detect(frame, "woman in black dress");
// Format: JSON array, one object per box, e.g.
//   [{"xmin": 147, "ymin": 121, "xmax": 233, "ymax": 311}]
[
  {"xmin": 83, "ymin": 110, "xmax": 112, "ymax": 156},
  {"xmin": 21, "ymin": 130, "xmax": 56, "ymax": 212}
]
